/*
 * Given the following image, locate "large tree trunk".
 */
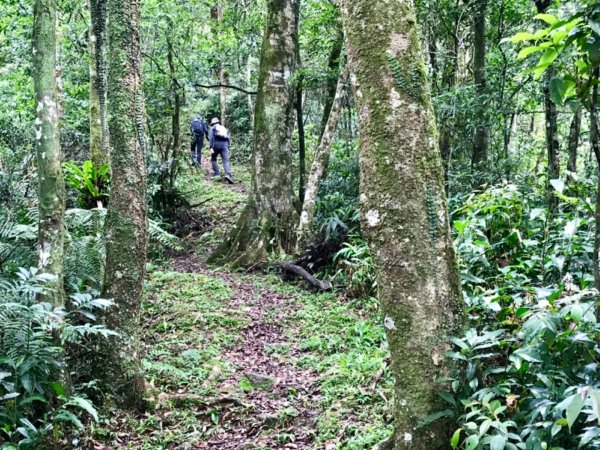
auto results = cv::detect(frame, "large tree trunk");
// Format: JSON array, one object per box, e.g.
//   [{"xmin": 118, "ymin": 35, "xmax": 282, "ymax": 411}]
[
  {"xmin": 99, "ymin": 0, "xmax": 148, "ymax": 409},
  {"xmin": 471, "ymin": 0, "xmax": 488, "ymax": 169},
  {"xmin": 296, "ymin": 65, "xmax": 349, "ymax": 252},
  {"xmin": 341, "ymin": 0, "xmax": 464, "ymax": 448},
  {"xmin": 89, "ymin": 0, "xmax": 109, "ymax": 166},
  {"xmin": 33, "ymin": 0, "xmax": 65, "ymax": 306},
  {"xmin": 208, "ymin": 0, "xmax": 300, "ymax": 268}
]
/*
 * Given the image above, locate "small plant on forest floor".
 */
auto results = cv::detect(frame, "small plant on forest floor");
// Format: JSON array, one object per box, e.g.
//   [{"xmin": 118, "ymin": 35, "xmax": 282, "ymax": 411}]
[{"xmin": 0, "ymin": 267, "xmax": 115, "ymax": 448}]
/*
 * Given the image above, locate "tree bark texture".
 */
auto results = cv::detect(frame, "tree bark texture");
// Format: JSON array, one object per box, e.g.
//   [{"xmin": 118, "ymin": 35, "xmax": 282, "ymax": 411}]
[
  {"xmin": 590, "ymin": 71, "xmax": 600, "ymax": 320},
  {"xmin": 296, "ymin": 71, "xmax": 306, "ymax": 202},
  {"xmin": 208, "ymin": 0, "xmax": 300, "ymax": 268},
  {"xmin": 89, "ymin": 0, "xmax": 109, "ymax": 166},
  {"xmin": 543, "ymin": 67, "xmax": 560, "ymax": 212},
  {"xmin": 33, "ymin": 0, "xmax": 66, "ymax": 306},
  {"xmin": 296, "ymin": 65, "xmax": 349, "ymax": 252},
  {"xmin": 341, "ymin": 1, "xmax": 464, "ymax": 448},
  {"xmin": 566, "ymin": 107, "xmax": 581, "ymax": 186},
  {"xmin": 100, "ymin": 0, "xmax": 148, "ymax": 409},
  {"xmin": 319, "ymin": 26, "xmax": 344, "ymax": 140},
  {"xmin": 211, "ymin": 4, "xmax": 228, "ymax": 126},
  {"xmin": 471, "ymin": 0, "xmax": 488, "ymax": 168}
]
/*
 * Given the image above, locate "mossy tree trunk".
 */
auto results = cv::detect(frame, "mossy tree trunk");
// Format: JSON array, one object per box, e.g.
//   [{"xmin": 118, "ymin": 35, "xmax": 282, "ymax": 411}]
[
  {"xmin": 471, "ymin": 0, "xmax": 488, "ymax": 169},
  {"xmin": 99, "ymin": 0, "xmax": 148, "ymax": 410},
  {"xmin": 33, "ymin": 0, "xmax": 65, "ymax": 306},
  {"xmin": 89, "ymin": 0, "xmax": 109, "ymax": 166},
  {"xmin": 296, "ymin": 65, "xmax": 348, "ymax": 252},
  {"xmin": 208, "ymin": 0, "xmax": 300, "ymax": 268},
  {"xmin": 341, "ymin": 0, "xmax": 464, "ymax": 448}
]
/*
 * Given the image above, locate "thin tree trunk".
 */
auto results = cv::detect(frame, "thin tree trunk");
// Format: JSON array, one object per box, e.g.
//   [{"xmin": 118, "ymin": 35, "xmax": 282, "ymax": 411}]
[
  {"xmin": 533, "ymin": 0, "xmax": 560, "ymax": 211},
  {"xmin": 471, "ymin": 0, "xmax": 488, "ymax": 168},
  {"xmin": 566, "ymin": 107, "xmax": 582, "ymax": 185},
  {"xmin": 341, "ymin": 1, "xmax": 464, "ymax": 448},
  {"xmin": 208, "ymin": 0, "xmax": 300, "ymax": 268},
  {"xmin": 247, "ymin": 55, "xmax": 254, "ymax": 126},
  {"xmin": 543, "ymin": 67, "xmax": 560, "ymax": 211},
  {"xmin": 296, "ymin": 72, "xmax": 306, "ymax": 202},
  {"xmin": 590, "ymin": 70, "xmax": 600, "ymax": 321},
  {"xmin": 33, "ymin": 0, "xmax": 65, "ymax": 306},
  {"xmin": 296, "ymin": 65, "xmax": 349, "ymax": 252},
  {"xmin": 167, "ymin": 36, "xmax": 181, "ymax": 189},
  {"xmin": 100, "ymin": 0, "xmax": 148, "ymax": 409},
  {"xmin": 319, "ymin": 26, "xmax": 343, "ymax": 139},
  {"xmin": 89, "ymin": 0, "xmax": 108, "ymax": 166},
  {"xmin": 211, "ymin": 4, "xmax": 228, "ymax": 126}
]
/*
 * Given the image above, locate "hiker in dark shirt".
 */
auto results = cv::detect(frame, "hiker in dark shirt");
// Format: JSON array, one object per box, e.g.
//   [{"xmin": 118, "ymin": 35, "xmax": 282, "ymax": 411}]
[
  {"xmin": 190, "ymin": 116, "xmax": 208, "ymax": 166},
  {"xmin": 209, "ymin": 117, "xmax": 233, "ymax": 184}
]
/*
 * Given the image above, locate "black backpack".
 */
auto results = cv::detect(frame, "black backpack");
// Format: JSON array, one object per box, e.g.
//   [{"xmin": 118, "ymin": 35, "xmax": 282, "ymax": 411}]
[{"xmin": 191, "ymin": 118, "xmax": 206, "ymax": 135}]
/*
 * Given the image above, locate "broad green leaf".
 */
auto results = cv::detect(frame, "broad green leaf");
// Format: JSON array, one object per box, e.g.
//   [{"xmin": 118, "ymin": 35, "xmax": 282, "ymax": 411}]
[
  {"xmin": 517, "ymin": 46, "xmax": 543, "ymax": 59},
  {"xmin": 535, "ymin": 13, "xmax": 558, "ymax": 25},
  {"xmin": 451, "ymin": 428, "xmax": 462, "ymax": 449},
  {"xmin": 590, "ymin": 21, "xmax": 600, "ymax": 37},
  {"xmin": 590, "ymin": 388, "xmax": 600, "ymax": 425},
  {"xmin": 465, "ymin": 434, "xmax": 479, "ymax": 450},
  {"xmin": 549, "ymin": 77, "xmax": 564, "ymax": 104},
  {"xmin": 539, "ymin": 48, "xmax": 559, "ymax": 66},
  {"xmin": 555, "ymin": 393, "xmax": 586, "ymax": 431},
  {"xmin": 506, "ymin": 32, "xmax": 538, "ymax": 42},
  {"xmin": 490, "ymin": 434, "xmax": 507, "ymax": 450},
  {"xmin": 68, "ymin": 396, "xmax": 99, "ymax": 422}
]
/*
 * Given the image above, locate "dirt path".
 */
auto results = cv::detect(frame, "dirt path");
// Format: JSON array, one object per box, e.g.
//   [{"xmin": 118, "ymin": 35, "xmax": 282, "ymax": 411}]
[{"xmin": 172, "ymin": 255, "xmax": 320, "ymax": 449}]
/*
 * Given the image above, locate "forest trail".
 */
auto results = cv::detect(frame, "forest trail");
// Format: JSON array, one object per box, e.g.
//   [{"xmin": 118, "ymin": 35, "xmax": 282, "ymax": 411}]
[
  {"xmin": 91, "ymin": 168, "xmax": 392, "ymax": 449},
  {"xmin": 170, "ymin": 254, "xmax": 319, "ymax": 449}
]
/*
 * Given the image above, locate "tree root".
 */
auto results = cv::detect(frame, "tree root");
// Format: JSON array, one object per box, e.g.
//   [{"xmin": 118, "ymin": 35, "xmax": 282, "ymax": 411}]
[{"xmin": 277, "ymin": 261, "xmax": 332, "ymax": 291}]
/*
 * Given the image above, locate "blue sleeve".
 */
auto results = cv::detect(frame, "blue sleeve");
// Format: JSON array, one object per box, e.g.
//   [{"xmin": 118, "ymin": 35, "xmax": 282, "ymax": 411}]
[{"xmin": 209, "ymin": 127, "xmax": 214, "ymax": 148}]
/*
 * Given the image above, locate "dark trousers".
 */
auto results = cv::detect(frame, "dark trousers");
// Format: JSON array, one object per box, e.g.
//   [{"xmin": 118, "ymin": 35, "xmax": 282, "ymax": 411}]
[
  {"xmin": 190, "ymin": 134, "xmax": 204, "ymax": 165},
  {"xmin": 211, "ymin": 145, "xmax": 231, "ymax": 178}
]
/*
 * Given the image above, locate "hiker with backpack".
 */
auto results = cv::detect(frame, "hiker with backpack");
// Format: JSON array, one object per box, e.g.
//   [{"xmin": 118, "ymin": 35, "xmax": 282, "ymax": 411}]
[
  {"xmin": 190, "ymin": 115, "xmax": 208, "ymax": 166},
  {"xmin": 209, "ymin": 117, "xmax": 233, "ymax": 184}
]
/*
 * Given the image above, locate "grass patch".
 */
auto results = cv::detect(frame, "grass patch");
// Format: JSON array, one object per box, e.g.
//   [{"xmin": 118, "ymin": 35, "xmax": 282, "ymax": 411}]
[{"xmin": 288, "ymin": 292, "xmax": 394, "ymax": 448}]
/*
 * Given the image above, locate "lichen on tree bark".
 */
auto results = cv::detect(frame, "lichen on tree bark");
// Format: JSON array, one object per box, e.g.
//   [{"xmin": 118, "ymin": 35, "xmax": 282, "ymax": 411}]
[
  {"xmin": 33, "ymin": 0, "xmax": 66, "ymax": 306},
  {"xmin": 341, "ymin": 0, "xmax": 465, "ymax": 447},
  {"xmin": 208, "ymin": 0, "xmax": 300, "ymax": 268},
  {"xmin": 89, "ymin": 0, "xmax": 108, "ymax": 166},
  {"xmin": 96, "ymin": 0, "xmax": 148, "ymax": 410}
]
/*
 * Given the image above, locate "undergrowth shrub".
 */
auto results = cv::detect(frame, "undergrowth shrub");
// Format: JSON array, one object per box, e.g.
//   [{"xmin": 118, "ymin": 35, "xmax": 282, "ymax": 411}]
[
  {"xmin": 444, "ymin": 179, "xmax": 600, "ymax": 449},
  {"xmin": 0, "ymin": 268, "xmax": 115, "ymax": 448}
]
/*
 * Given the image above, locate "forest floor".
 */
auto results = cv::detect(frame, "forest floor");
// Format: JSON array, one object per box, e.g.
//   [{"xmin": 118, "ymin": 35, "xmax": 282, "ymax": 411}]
[{"xmin": 88, "ymin": 162, "xmax": 393, "ymax": 450}]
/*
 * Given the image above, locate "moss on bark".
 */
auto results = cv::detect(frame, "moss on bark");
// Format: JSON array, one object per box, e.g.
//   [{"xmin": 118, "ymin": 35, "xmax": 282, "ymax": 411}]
[
  {"xmin": 33, "ymin": 0, "xmax": 65, "ymax": 306},
  {"xmin": 96, "ymin": 0, "xmax": 148, "ymax": 410},
  {"xmin": 341, "ymin": 0, "xmax": 465, "ymax": 447}
]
